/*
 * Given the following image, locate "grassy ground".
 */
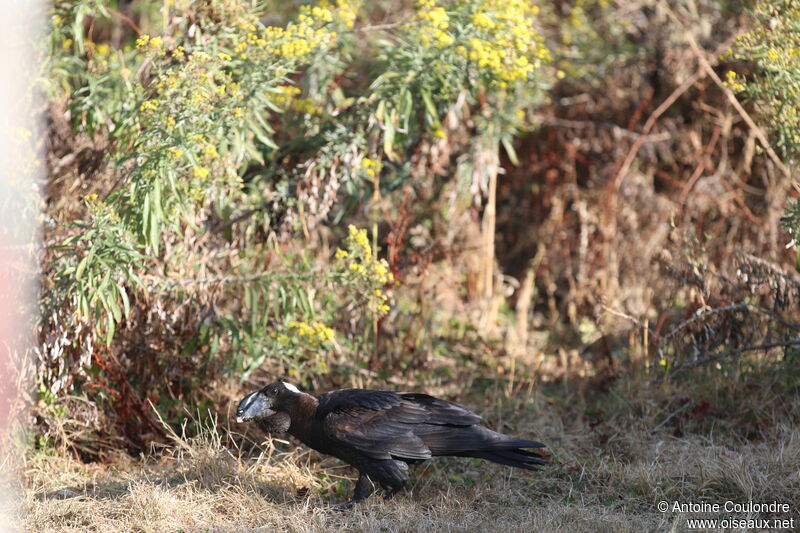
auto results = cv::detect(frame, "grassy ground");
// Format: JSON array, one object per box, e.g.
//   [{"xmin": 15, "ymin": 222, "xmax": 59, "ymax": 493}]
[{"xmin": 12, "ymin": 372, "xmax": 800, "ymax": 533}]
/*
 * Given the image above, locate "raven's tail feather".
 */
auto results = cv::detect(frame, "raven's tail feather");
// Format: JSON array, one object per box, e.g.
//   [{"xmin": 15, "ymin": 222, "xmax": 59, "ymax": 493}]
[{"xmin": 464, "ymin": 446, "xmax": 547, "ymax": 471}]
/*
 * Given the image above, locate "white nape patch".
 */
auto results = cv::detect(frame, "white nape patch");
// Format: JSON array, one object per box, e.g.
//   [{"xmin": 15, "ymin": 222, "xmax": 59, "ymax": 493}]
[{"xmin": 282, "ymin": 382, "xmax": 300, "ymax": 393}]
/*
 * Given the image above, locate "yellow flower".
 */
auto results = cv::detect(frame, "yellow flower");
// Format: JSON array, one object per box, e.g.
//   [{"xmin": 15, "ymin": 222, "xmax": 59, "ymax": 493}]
[
  {"xmin": 288, "ymin": 320, "xmax": 335, "ymax": 345},
  {"xmin": 335, "ymin": 248, "xmax": 349, "ymax": 259},
  {"xmin": 723, "ymin": 70, "xmax": 745, "ymax": 92},
  {"xmin": 169, "ymin": 147, "xmax": 184, "ymax": 159},
  {"xmin": 472, "ymin": 12, "xmax": 494, "ymax": 29},
  {"xmin": 434, "ymin": 29, "xmax": 453, "ymax": 47},
  {"xmin": 360, "ymin": 157, "xmax": 380, "ymax": 177},
  {"xmin": 767, "ymin": 48, "xmax": 779, "ymax": 61},
  {"xmin": 204, "ymin": 144, "xmax": 219, "ymax": 159},
  {"xmin": 139, "ymin": 100, "xmax": 158, "ymax": 112},
  {"xmin": 193, "ymin": 166, "xmax": 209, "ymax": 179}
]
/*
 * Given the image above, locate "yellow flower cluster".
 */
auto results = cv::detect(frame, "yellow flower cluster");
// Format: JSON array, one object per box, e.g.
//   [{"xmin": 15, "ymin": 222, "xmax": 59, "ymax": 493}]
[
  {"xmin": 139, "ymin": 100, "xmax": 158, "ymax": 112},
  {"xmin": 337, "ymin": 225, "xmax": 393, "ymax": 315},
  {"xmin": 279, "ymin": 29, "xmax": 326, "ymax": 58},
  {"xmin": 136, "ymin": 35, "xmax": 166, "ymax": 56},
  {"xmin": 465, "ymin": 0, "xmax": 551, "ymax": 86},
  {"xmin": 360, "ymin": 157, "xmax": 380, "ymax": 178},
  {"xmin": 292, "ymin": 98, "xmax": 324, "ymax": 115},
  {"xmin": 723, "ymin": 70, "xmax": 745, "ymax": 92},
  {"xmin": 257, "ymin": 0, "xmax": 355, "ymax": 62},
  {"xmin": 273, "ymin": 85, "xmax": 302, "ymax": 109},
  {"xmin": 416, "ymin": 0, "xmax": 454, "ymax": 48},
  {"xmin": 315, "ymin": 0, "xmax": 359, "ymax": 29},
  {"xmin": 271, "ymin": 85, "xmax": 324, "ymax": 115},
  {"xmin": 411, "ymin": 0, "xmax": 550, "ymax": 86},
  {"xmin": 288, "ymin": 320, "xmax": 336, "ymax": 346},
  {"xmin": 203, "ymin": 144, "xmax": 219, "ymax": 159},
  {"xmin": 193, "ymin": 166, "xmax": 210, "ymax": 179},
  {"xmin": 84, "ymin": 192, "xmax": 120, "ymax": 222}
]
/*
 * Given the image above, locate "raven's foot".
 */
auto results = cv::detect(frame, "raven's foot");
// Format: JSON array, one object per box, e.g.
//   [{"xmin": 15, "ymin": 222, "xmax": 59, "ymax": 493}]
[
  {"xmin": 329, "ymin": 499, "xmax": 364, "ymax": 513},
  {"xmin": 329, "ymin": 472, "xmax": 374, "ymax": 513}
]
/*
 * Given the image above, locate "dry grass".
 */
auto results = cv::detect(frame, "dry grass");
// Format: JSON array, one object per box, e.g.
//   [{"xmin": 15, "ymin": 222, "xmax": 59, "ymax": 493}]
[{"xmin": 10, "ymin": 373, "xmax": 800, "ymax": 533}]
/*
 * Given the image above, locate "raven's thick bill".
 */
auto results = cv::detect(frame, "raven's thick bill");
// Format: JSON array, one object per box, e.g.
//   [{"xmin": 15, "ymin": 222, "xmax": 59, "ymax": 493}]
[{"xmin": 236, "ymin": 382, "xmax": 546, "ymax": 507}]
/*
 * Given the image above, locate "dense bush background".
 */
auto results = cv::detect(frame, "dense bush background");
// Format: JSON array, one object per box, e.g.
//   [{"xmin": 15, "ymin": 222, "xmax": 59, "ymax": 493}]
[{"xmin": 26, "ymin": 0, "xmax": 800, "ymax": 464}]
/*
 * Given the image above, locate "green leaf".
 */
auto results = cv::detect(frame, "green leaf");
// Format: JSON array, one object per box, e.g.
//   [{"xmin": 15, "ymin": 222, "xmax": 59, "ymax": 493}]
[
  {"xmin": 108, "ymin": 285, "xmax": 122, "ymax": 323},
  {"xmin": 149, "ymin": 192, "xmax": 160, "ymax": 255},
  {"xmin": 118, "ymin": 284, "xmax": 131, "ymax": 318},
  {"xmin": 421, "ymin": 90, "xmax": 440, "ymax": 126},
  {"xmin": 75, "ymin": 245, "xmax": 96, "ymax": 281},
  {"xmin": 501, "ymin": 136, "xmax": 519, "ymax": 166},
  {"xmin": 78, "ymin": 292, "xmax": 89, "ymax": 318},
  {"xmin": 383, "ymin": 110, "xmax": 396, "ymax": 161},
  {"xmin": 142, "ymin": 191, "xmax": 151, "ymax": 240},
  {"xmin": 105, "ymin": 309, "xmax": 116, "ymax": 345}
]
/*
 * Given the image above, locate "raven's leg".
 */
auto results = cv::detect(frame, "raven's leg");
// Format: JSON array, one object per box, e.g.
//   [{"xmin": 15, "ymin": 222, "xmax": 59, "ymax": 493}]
[
  {"xmin": 353, "ymin": 472, "xmax": 374, "ymax": 502},
  {"xmin": 379, "ymin": 460, "xmax": 410, "ymax": 500},
  {"xmin": 333, "ymin": 472, "xmax": 373, "ymax": 511}
]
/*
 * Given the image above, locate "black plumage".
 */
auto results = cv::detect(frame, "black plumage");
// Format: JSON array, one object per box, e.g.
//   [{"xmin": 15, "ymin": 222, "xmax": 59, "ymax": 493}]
[{"xmin": 236, "ymin": 382, "xmax": 546, "ymax": 507}]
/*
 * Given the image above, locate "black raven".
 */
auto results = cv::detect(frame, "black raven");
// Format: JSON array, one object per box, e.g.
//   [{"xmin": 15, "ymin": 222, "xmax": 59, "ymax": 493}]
[{"xmin": 236, "ymin": 382, "xmax": 546, "ymax": 507}]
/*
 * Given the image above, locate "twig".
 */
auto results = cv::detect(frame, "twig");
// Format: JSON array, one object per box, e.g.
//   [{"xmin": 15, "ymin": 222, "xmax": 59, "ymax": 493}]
[
  {"xmin": 655, "ymin": 339, "xmax": 800, "ymax": 384},
  {"xmin": 210, "ymin": 203, "xmax": 269, "ymax": 234},
  {"xmin": 679, "ymin": 125, "xmax": 721, "ymax": 205},
  {"xmin": 600, "ymin": 304, "xmax": 659, "ymax": 339},
  {"xmin": 660, "ymin": 303, "xmax": 753, "ymax": 341},
  {"xmin": 107, "ymin": 8, "xmax": 141, "ymax": 35},
  {"xmin": 536, "ymin": 115, "xmax": 672, "ymax": 143},
  {"xmin": 650, "ymin": 399, "xmax": 694, "ymax": 434}
]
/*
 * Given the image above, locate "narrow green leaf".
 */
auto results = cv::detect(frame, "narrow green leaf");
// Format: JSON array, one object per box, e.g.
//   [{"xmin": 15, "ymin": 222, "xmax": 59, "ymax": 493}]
[
  {"xmin": 421, "ymin": 90, "xmax": 439, "ymax": 125},
  {"xmin": 383, "ymin": 110, "xmax": 396, "ymax": 161},
  {"xmin": 501, "ymin": 136, "xmax": 519, "ymax": 166},
  {"xmin": 75, "ymin": 245, "xmax": 96, "ymax": 281},
  {"xmin": 108, "ymin": 285, "xmax": 122, "ymax": 323},
  {"xmin": 105, "ymin": 310, "xmax": 115, "ymax": 345},
  {"xmin": 118, "ymin": 284, "xmax": 130, "ymax": 318}
]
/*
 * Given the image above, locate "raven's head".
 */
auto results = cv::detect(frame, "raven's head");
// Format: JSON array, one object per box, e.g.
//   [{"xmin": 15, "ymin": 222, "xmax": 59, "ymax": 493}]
[{"xmin": 236, "ymin": 381, "xmax": 302, "ymax": 424}]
